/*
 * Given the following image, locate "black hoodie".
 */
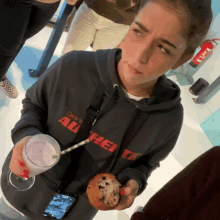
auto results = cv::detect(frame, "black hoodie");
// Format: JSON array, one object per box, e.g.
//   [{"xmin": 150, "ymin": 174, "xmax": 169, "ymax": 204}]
[{"xmin": 11, "ymin": 48, "xmax": 184, "ymax": 196}]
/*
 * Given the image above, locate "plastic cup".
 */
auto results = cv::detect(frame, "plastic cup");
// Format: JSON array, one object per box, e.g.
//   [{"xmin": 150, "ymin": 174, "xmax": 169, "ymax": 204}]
[{"xmin": 22, "ymin": 134, "xmax": 61, "ymax": 177}]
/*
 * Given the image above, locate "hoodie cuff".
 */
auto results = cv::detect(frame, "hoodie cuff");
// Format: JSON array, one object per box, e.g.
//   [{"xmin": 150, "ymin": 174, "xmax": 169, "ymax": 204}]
[
  {"xmin": 116, "ymin": 169, "xmax": 147, "ymax": 196},
  {"xmin": 12, "ymin": 128, "xmax": 43, "ymax": 145}
]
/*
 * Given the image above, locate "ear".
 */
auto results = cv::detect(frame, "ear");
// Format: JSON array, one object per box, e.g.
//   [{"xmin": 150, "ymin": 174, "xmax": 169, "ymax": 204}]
[{"xmin": 171, "ymin": 53, "xmax": 194, "ymax": 70}]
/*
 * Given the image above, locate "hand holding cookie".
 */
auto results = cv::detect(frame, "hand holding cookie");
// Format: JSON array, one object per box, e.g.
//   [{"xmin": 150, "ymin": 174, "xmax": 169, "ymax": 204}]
[
  {"xmin": 86, "ymin": 173, "xmax": 122, "ymax": 210},
  {"xmin": 86, "ymin": 173, "xmax": 139, "ymax": 211},
  {"xmin": 114, "ymin": 179, "xmax": 139, "ymax": 210}
]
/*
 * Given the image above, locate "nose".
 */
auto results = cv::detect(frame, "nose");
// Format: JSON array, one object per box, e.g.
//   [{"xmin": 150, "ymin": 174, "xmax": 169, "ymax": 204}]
[{"xmin": 136, "ymin": 41, "xmax": 155, "ymax": 65}]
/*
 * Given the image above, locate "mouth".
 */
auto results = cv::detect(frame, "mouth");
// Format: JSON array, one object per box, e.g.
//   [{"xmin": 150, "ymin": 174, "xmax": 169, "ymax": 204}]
[{"xmin": 127, "ymin": 63, "xmax": 143, "ymax": 74}]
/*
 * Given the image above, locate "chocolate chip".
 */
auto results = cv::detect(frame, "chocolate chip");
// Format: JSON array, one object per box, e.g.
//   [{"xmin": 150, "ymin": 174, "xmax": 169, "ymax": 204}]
[
  {"xmin": 99, "ymin": 186, "xmax": 104, "ymax": 189},
  {"xmin": 106, "ymin": 182, "xmax": 109, "ymax": 185},
  {"xmin": 102, "ymin": 176, "xmax": 106, "ymax": 180}
]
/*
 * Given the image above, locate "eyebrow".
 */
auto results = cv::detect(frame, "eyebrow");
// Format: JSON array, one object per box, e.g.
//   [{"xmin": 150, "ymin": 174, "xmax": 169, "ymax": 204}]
[{"xmin": 134, "ymin": 21, "xmax": 177, "ymax": 50}]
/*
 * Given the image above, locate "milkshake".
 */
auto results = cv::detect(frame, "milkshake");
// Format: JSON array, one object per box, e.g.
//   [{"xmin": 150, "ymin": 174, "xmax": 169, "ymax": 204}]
[{"xmin": 22, "ymin": 134, "xmax": 61, "ymax": 177}]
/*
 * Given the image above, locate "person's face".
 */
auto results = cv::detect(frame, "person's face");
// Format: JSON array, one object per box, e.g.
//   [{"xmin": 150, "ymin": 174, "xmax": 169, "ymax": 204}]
[{"xmin": 118, "ymin": 2, "xmax": 193, "ymax": 88}]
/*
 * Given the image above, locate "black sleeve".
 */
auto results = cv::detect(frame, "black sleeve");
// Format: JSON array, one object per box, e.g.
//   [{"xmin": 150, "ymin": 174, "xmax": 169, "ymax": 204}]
[{"xmin": 117, "ymin": 109, "xmax": 184, "ymax": 196}]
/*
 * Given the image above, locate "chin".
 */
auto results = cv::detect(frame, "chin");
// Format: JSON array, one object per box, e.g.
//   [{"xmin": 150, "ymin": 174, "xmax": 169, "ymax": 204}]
[{"xmin": 122, "ymin": 76, "xmax": 138, "ymax": 87}]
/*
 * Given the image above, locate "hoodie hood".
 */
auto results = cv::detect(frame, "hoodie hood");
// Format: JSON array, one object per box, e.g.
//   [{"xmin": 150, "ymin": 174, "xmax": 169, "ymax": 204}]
[{"xmin": 95, "ymin": 48, "xmax": 182, "ymax": 112}]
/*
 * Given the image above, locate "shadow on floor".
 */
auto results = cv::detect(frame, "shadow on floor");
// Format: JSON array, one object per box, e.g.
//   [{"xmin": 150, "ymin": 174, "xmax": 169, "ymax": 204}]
[
  {"xmin": 14, "ymin": 46, "xmax": 60, "ymax": 91},
  {"xmin": 0, "ymin": 46, "xmax": 60, "ymax": 110}
]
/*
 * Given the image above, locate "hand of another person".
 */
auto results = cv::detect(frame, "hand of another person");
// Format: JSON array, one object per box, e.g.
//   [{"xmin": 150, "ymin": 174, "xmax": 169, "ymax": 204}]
[
  {"xmin": 115, "ymin": 179, "xmax": 139, "ymax": 210},
  {"xmin": 9, "ymin": 136, "xmax": 33, "ymax": 179}
]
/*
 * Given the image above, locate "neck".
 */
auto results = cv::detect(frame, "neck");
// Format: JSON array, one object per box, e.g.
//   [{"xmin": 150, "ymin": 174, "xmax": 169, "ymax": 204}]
[
  {"xmin": 122, "ymin": 82, "xmax": 157, "ymax": 98},
  {"xmin": 117, "ymin": 58, "xmax": 158, "ymax": 98}
]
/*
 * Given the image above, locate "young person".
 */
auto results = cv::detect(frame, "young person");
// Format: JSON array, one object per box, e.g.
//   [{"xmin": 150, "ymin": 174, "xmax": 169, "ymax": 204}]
[{"xmin": 1, "ymin": 0, "xmax": 213, "ymax": 219}]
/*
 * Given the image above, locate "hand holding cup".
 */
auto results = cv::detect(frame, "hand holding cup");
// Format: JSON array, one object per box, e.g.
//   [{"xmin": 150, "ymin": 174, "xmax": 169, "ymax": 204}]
[{"xmin": 9, "ymin": 136, "xmax": 33, "ymax": 179}]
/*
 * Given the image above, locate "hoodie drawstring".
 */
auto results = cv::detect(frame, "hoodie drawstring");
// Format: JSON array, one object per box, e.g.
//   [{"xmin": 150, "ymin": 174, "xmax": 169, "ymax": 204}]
[{"xmin": 92, "ymin": 84, "xmax": 119, "ymax": 126}]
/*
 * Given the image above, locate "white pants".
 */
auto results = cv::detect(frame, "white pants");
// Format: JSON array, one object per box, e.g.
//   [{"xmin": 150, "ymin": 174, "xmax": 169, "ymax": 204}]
[{"xmin": 62, "ymin": 1, "xmax": 129, "ymax": 54}]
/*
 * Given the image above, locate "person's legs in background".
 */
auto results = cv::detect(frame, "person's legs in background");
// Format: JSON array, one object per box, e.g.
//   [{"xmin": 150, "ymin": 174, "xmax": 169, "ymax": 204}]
[
  {"xmin": 61, "ymin": 1, "xmax": 98, "ymax": 55},
  {"xmin": 23, "ymin": 1, "xmax": 60, "ymax": 40},
  {"xmin": 92, "ymin": 17, "xmax": 129, "ymax": 51},
  {"xmin": 0, "ymin": 0, "xmax": 32, "ymax": 98},
  {"xmin": 0, "ymin": 0, "xmax": 59, "ymax": 99}
]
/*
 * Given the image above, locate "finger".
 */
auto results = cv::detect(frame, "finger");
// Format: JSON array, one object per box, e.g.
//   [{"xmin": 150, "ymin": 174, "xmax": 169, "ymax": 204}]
[
  {"xmin": 9, "ymin": 161, "xmax": 29, "ymax": 178},
  {"xmin": 115, "ymin": 195, "xmax": 134, "ymax": 210},
  {"xmin": 14, "ymin": 146, "xmax": 29, "ymax": 169},
  {"xmin": 10, "ymin": 155, "xmax": 30, "ymax": 178},
  {"xmin": 115, "ymin": 190, "xmax": 135, "ymax": 210},
  {"xmin": 18, "ymin": 161, "xmax": 30, "ymax": 178},
  {"xmin": 16, "ymin": 151, "xmax": 30, "ymax": 178},
  {"xmin": 124, "ymin": 180, "xmax": 139, "ymax": 196},
  {"xmin": 120, "ymin": 187, "xmax": 132, "ymax": 196},
  {"xmin": 10, "ymin": 143, "xmax": 30, "ymax": 178}
]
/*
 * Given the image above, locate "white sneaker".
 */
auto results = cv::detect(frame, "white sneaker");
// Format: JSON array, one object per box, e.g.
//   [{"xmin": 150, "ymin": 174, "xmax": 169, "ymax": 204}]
[{"xmin": 0, "ymin": 76, "xmax": 18, "ymax": 99}]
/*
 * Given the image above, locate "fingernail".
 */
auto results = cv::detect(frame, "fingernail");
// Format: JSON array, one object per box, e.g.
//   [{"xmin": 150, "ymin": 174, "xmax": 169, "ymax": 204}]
[
  {"xmin": 120, "ymin": 189, "xmax": 125, "ymax": 196},
  {"xmin": 20, "ymin": 174, "xmax": 29, "ymax": 178},
  {"xmin": 18, "ymin": 161, "xmax": 24, "ymax": 167},
  {"xmin": 23, "ymin": 169, "xmax": 29, "ymax": 175}
]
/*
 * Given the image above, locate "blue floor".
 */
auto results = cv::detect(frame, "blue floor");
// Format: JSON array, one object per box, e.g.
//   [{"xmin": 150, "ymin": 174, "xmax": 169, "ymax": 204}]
[
  {"xmin": 0, "ymin": 46, "xmax": 60, "ymax": 109},
  {"xmin": 13, "ymin": 46, "xmax": 59, "ymax": 91}
]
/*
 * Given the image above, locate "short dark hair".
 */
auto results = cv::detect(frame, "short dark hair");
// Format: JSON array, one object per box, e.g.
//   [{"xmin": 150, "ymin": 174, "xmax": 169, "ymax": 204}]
[{"xmin": 140, "ymin": 0, "xmax": 213, "ymax": 56}]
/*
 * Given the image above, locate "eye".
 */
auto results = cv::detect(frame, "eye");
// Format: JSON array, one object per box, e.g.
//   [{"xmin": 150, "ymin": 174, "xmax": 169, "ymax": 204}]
[
  {"xmin": 132, "ymin": 28, "xmax": 141, "ymax": 36},
  {"xmin": 158, "ymin": 45, "xmax": 170, "ymax": 55}
]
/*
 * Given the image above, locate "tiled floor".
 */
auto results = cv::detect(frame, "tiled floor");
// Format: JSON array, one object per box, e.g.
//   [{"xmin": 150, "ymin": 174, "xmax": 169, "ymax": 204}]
[{"xmin": 0, "ymin": 25, "xmax": 213, "ymax": 220}]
